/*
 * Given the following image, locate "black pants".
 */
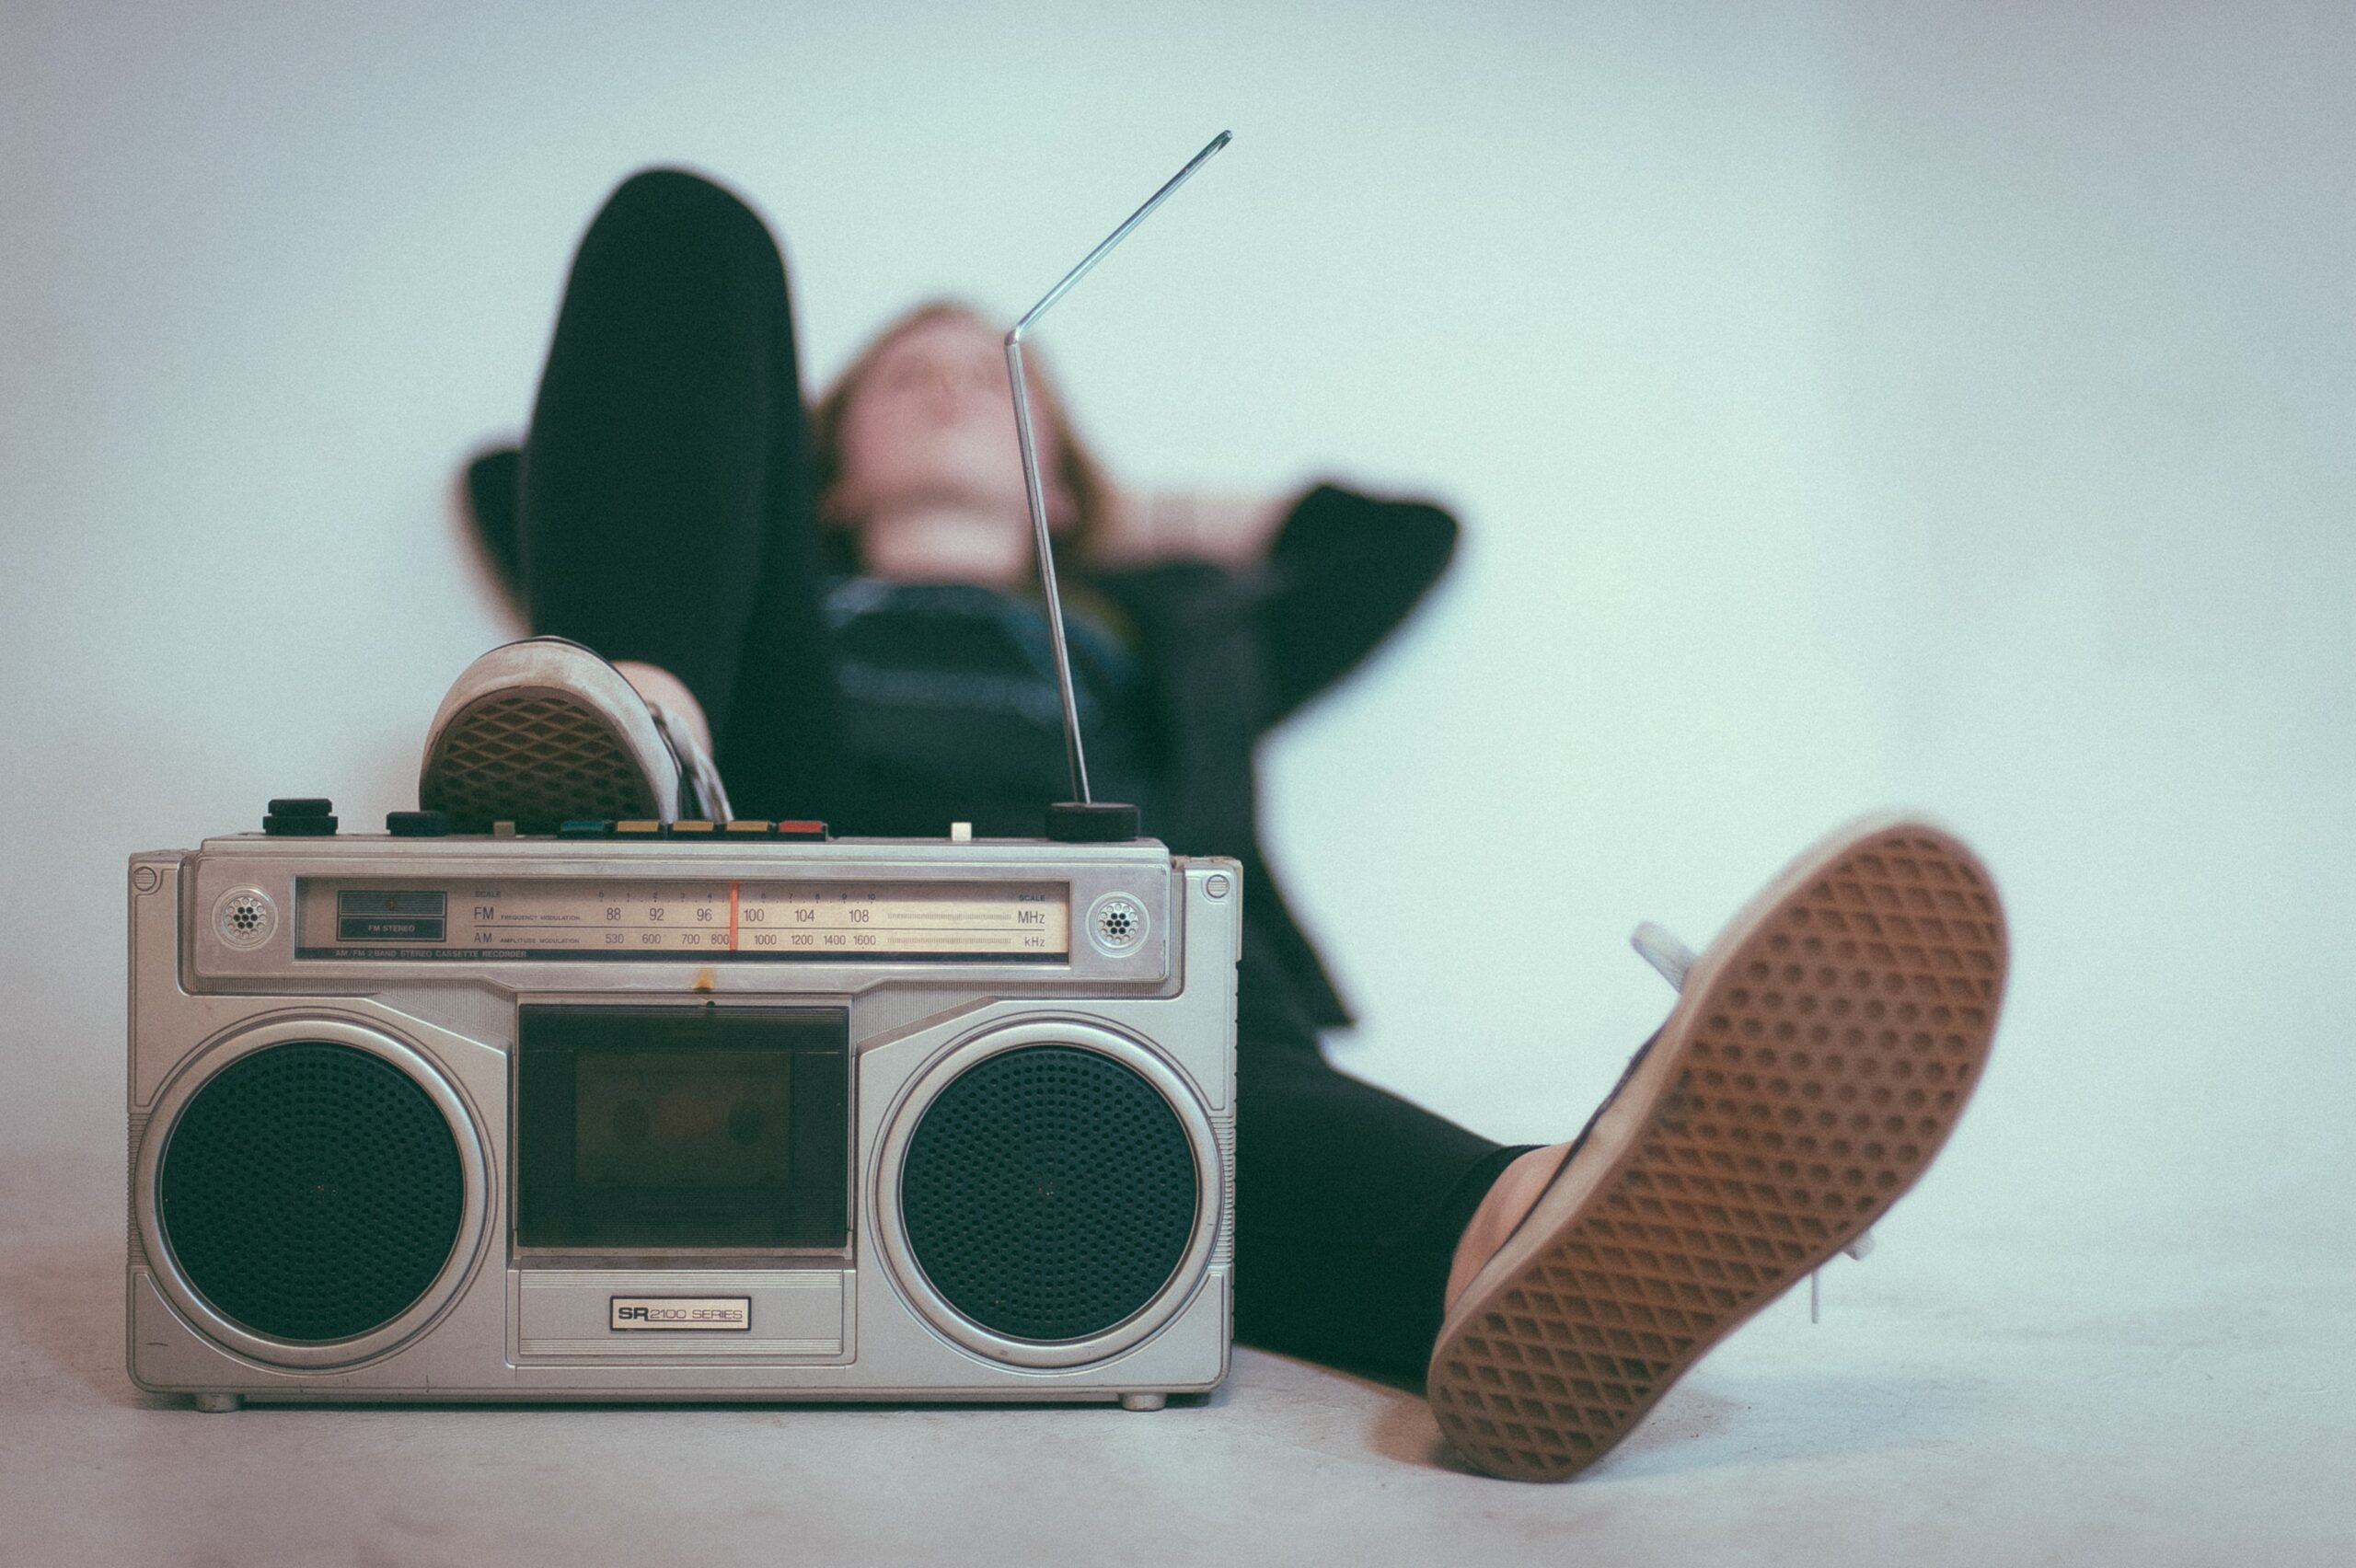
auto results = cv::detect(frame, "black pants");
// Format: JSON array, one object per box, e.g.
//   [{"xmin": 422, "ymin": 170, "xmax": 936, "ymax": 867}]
[{"xmin": 517, "ymin": 168, "xmax": 1529, "ymax": 1384}]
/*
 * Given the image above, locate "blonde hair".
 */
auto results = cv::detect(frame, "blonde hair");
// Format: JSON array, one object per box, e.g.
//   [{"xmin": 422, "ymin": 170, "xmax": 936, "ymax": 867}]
[{"xmin": 809, "ymin": 299, "xmax": 1112, "ymax": 563}]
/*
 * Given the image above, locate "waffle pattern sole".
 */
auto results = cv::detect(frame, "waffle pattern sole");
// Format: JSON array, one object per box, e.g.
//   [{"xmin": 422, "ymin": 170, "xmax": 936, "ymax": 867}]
[
  {"xmin": 421, "ymin": 690, "xmax": 661, "ymax": 832},
  {"xmin": 1426, "ymin": 821, "xmax": 2008, "ymax": 1482}
]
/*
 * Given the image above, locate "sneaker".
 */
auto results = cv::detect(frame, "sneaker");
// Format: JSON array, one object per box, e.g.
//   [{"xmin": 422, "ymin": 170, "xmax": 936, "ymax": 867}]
[
  {"xmin": 1426, "ymin": 815, "xmax": 2009, "ymax": 1481},
  {"xmin": 418, "ymin": 637, "xmax": 732, "ymax": 831}
]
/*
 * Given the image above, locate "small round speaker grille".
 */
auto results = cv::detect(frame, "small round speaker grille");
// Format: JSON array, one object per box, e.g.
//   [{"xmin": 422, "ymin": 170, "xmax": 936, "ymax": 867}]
[
  {"xmin": 157, "ymin": 1042, "xmax": 464, "ymax": 1343},
  {"xmin": 212, "ymin": 888, "xmax": 276, "ymax": 950},
  {"xmin": 901, "ymin": 1044, "xmax": 1196, "ymax": 1343}
]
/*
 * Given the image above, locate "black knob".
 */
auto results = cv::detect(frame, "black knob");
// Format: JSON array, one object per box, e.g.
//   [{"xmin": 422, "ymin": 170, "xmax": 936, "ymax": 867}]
[
  {"xmin": 267, "ymin": 797, "xmax": 333, "ymax": 817},
  {"xmin": 387, "ymin": 810, "xmax": 453, "ymax": 837},
  {"xmin": 263, "ymin": 811, "xmax": 338, "ymax": 836},
  {"xmin": 1045, "ymin": 801, "xmax": 1139, "ymax": 843}
]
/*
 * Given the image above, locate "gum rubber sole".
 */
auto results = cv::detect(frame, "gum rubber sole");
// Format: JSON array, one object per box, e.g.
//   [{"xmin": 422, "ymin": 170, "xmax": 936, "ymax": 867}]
[
  {"xmin": 1426, "ymin": 817, "xmax": 2009, "ymax": 1482},
  {"xmin": 420, "ymin": 687, "xmax": 663, "ymax": 832},
  {"xmin": 418, "ymin": 638, "xmax": 683, "ymax": 833}
]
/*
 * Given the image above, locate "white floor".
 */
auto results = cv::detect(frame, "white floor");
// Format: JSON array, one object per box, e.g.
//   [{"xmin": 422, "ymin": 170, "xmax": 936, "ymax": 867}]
[
  {"xmin": 8, "ymin": 1142, "xmax": 2350, "ymax": 1565},
  {"xmin": 5, "ymin": 4, "xmax": 2353, "ymax": 1562}
]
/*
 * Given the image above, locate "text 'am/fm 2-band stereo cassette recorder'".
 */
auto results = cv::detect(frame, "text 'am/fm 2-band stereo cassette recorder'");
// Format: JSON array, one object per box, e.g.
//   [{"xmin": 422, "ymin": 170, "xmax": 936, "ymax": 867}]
[{"xmin": 125, "ymin": 133, "xmax": 1242, "ymax": 1413}]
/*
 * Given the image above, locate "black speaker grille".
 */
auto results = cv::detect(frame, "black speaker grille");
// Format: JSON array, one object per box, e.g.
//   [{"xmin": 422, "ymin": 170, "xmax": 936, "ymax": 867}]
[
  {"xmin": 157, "ymin": 1042, "xmax": 465, "ymax": 1343},
  {"xmin": 902, "ymin": 1044, "xmax": 1196, "ymax": 1343}
]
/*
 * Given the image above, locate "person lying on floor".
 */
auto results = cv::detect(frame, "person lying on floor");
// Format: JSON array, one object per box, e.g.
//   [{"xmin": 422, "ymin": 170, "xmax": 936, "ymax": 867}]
[{"xmin": 428, "ymin": 167, "xmax": 2010, "ymax": 1481}]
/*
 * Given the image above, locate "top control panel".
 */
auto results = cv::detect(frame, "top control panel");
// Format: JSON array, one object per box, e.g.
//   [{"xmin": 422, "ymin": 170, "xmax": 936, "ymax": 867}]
[
  {"xmin": 260, "ymin": 798, "xmax": 837, "ymax": 843},
  {"xmin": 175, "ymin": 811, "xmax": 1188, "ymax": 989}
]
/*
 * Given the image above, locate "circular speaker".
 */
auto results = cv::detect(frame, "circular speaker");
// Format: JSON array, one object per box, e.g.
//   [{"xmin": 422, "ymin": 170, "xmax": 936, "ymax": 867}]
[
  {"xmin": 900, "ymin": 1043, "xmax": 1198, "ymax": 1344},
  {"xmin": 157, "ymin": 1040, "xmax": 466, "ymax": 1344}
]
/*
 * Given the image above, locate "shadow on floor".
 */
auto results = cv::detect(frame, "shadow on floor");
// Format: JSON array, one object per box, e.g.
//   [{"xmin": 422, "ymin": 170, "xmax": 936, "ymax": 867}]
[{"xmin": 1362, "ymin": 1358, "xmax": 1976, "ymax": 1484}]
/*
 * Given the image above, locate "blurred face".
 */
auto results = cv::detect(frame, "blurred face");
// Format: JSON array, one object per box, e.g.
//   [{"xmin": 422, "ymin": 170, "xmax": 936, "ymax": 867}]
[{"xmin": 824, "ymin": 312, "xmax": 1072, "ymax": 530}]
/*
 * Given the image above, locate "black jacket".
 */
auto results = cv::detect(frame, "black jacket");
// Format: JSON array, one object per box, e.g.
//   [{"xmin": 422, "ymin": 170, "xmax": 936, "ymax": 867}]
[{"xmin": 1091, "ymin": 483, "xmax": 1459, "ymax": 1036}]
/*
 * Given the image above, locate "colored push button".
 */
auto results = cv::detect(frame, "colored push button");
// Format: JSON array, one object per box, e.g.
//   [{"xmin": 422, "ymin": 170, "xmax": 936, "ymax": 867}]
[
  {"xmin": 723, "ymin": 820, "xmax": 773, "ymax": 836},
  {"xmin": 614, "ymin": 820, "xmax": 664, "ymax": 837},
  {"xmin": 557, "ymin": 818, "xmax": 610, "ymax": 838},
  {"xmin": 669, "ymin": 820, "xmax": 717, "ymax": 836},
  {"xmin": 386, "ymin": 810, "xmax": 452, "ymax": 837},
  {"xmin": 264, "ymin": 797, "xmax": 336, "ymax": 836},
  {"xmin": 774, "ymin": 820, "xmax": 828, "ymax": 842}
]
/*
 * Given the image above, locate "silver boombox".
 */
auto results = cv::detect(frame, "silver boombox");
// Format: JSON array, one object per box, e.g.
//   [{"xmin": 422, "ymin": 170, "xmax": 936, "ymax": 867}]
[
  {"xmin": 126, "ymin": 829, "xmax": 1237, "ymax": 1412},
  {"xmin": 125, "ymin": 134, "xmax": 1245, "ymax": 1414}
]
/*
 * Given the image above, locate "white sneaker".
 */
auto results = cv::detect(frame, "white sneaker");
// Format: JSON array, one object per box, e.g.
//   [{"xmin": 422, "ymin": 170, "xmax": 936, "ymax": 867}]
[
  {"xmin": 418, "ymin": 638, "xmax": 733, "ymax": 831},
  {"xmin": 1426, "ymin": 815, "xmax": 2009, "ymax": 1481}
]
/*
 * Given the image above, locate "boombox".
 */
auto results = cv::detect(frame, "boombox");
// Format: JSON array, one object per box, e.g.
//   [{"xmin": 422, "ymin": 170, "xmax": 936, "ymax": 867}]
[{"xmin": 126, "ymin": 822, "xmax": 1237, "ymax": 1412}]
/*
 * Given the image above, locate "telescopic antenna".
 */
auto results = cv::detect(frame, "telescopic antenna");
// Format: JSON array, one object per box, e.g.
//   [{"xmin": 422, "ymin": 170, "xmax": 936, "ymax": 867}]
[{"xmin": 1008, "ymin": 130, "xmax": 1231, "ymax": 844}]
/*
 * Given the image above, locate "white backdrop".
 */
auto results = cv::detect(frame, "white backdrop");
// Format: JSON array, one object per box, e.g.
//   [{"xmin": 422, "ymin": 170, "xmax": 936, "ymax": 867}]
[{"xmin": 3, "ymin": 0, "xmax": 2350, "ymax": 1455}]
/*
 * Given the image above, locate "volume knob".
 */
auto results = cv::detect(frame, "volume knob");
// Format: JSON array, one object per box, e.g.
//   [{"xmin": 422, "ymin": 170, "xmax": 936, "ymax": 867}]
[{"xmin": 264, "ymin": 798, "xmax": 337, "ymax": 836}]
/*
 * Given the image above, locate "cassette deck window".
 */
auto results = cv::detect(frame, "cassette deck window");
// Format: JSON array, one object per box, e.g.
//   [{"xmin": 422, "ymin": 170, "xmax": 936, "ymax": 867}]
[{"xmin": 515, "ymin": 1005, "xmax": 849, "ymax": 1251}]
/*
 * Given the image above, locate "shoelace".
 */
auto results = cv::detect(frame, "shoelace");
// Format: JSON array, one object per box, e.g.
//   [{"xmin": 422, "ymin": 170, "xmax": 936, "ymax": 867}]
[
  {"xmin": 649, "ymin": 705, "xmax": 734, "ymax": 823},
  {"xmin": 1631, "ymin": 922, "xmax": 1873, "ymax": 1324}
]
